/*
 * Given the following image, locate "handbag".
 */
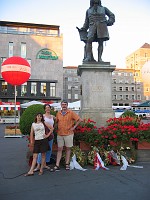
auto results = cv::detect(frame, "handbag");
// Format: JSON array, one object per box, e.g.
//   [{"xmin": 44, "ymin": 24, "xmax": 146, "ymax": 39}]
[{"xmin": 44, "ymin": 123, "xmax": 54, "ymax": 141}]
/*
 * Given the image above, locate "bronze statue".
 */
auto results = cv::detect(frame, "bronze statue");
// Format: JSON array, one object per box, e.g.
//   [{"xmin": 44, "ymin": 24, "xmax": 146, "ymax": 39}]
[{"xmin": 78, "ymin": 0, "xmax": 115, "ymax": 63}]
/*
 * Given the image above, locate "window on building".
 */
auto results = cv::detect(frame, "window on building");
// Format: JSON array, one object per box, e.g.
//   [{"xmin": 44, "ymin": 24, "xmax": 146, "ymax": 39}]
[
  {"xmin": 47, "ymin": 29, "xmax": 59, "ymax": 36},
  {"xmin": 21, "ymin": 43, "xmax": 26, "ymax": 58},
  {"xmin": 119, "ymin": 87, "xmax": 123, "ymax": 91},
  {"xmin": 137, "ymin": 86, "xmax": 141, "ymax": 91},
  {"xmin": 66, "ymin": 70, "xmax": 72, "ymax": 74},
  {"xmin": 125, "ymin": 87, "xmax": 128, "ymax": 91},
  {"xmin": 68, "ymin": 85, "xmax": 72, "ymax": 89},
  {"xmin": 68, "ymin": 77, "xmax": 73, "ymax": 81},
  {"xmin": 113, "ymin": 87, "xmax": 116, "ymax": 91},
  {"xmin": 75, "ymin": 94, "xmax": 78, "ymax": 99},
  {"xmin": 18, "ymin": 27, "xmax": 27, "ymax": 34},
  {"xmin": 2, "ymin": 81, "xmax": 7, "ymax": 95},
  {"xmin": 135, "ymin": 72, "xmax": 139, "ymax": 77},
  {"xmin": 74, "ymin": 77, "xmax": 79, "ymax": 82},
  {"xmin": 131, "ymin": 95, "xmax": 135, "ymax": 100},
  {"xmin": 131, "ymin": 87, "xmax": 134, "ymax": 91},
  {"xmin": 41, "ymin": 83, "xmax": 46, "ymax": 96},
  {"xmin": 113, "ymin": 95, "xmax": 117, "ymax": 100},
  {"xmin": 120, "ymin": 95, "xmax": 123, "ymax": 100},
  {"xmin": 125, "ymin": 95, "xmax": 129, "ymax": 100},
  {"xmin": 7, "ymin": 27, "xmax": 18, "ymax": 33},
  {"xmin": 68, "ymin": 93, "xmax": 71, "ymax": 99},
  {"xmin": 31, "ymin": 82, "xmax": 37, "ymax": 96},
  {"xmin": 137, "ymin": 95, "xmax": 141, "ymax": 100},
  {"xmin": 113, "ymin": 79, "xmax": 116, "ymax": 83},
  {"xmin": 113, "ymin": 103, "xmax": 118, "ymax": 106},
  {"xmin": 1, "ymin": 57, "xmax": 6, "ymax": 72},
  {"xmin": 0, "ymin": 26, "xmax": 7, "ymax": 33},
  {"xmin": 136, "ymin": 81, "xmax": 141, "ymax": 85},
  {"xmin": 36, "ymin": 29, "xmax": 47, "ymax": 35},
  {"xmin": 8, "ymin": 42, "xmax": 13, "ymax": 57},
  {"xmin": 50, "ymin": 83, "xmax": 56, "ymax": 97},
  {"xmin": 29, "ymin": 28, "xmax": 36, "ymax": 34},
  {"xmin": 21, "ymin": 83, "xmax": 27, "ymax": 96}
]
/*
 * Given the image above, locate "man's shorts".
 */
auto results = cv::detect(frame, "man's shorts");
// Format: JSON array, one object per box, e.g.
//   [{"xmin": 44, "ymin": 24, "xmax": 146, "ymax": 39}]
[{"xmin": 57, "ymin": 134, "xmax": 74, "ymax": 148}]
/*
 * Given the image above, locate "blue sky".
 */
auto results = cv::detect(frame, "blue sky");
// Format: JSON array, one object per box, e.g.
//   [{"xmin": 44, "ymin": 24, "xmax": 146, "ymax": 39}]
[{"xmin": 0, "ymin": 0, "xmax": 150, "ymax": 68}]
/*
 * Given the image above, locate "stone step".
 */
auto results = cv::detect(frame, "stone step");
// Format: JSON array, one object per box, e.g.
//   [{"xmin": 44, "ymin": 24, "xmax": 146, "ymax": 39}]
[{"xmin": 137, "ymin": 150, "xmax": 150, "ymax": 162}]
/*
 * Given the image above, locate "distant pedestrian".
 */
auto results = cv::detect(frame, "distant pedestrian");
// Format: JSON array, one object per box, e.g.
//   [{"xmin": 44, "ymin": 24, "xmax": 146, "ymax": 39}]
[
  {"xmin": 51, "ymin": 100, "xmax": 82, "ymax": 171},
  {"xmin": 24, "ymin": 113, "xmax": 54, "ymax": 176}
]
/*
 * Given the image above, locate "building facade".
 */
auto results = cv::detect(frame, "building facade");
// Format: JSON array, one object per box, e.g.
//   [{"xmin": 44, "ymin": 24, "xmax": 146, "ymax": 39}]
[
  {"xmin": 63, "ymin": 66, "xmax": 81, "ymax": 102},
  {"xmin": 126, "ymin": 43, "xmax": 150, "ymax": 100},
  {"xmin": 112, "ymin": 68, "xmax": 144, "ymax": 106},
  {"xmin": 63, "ymin": 44, "xmax": 150, "ymax": 106},
  {"xmin": 0, "ymin": 21, "xmax": 63, "ymax": 103},
  {"xmin": 63, "ymin": 66, "xmax": 145, "ymax": 106}
]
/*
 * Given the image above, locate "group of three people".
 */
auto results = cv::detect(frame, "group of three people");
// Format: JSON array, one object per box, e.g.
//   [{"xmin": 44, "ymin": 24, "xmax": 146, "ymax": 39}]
[{"xmin": 25, "ymin": 100, "xmax": 82, "ymax": 176}]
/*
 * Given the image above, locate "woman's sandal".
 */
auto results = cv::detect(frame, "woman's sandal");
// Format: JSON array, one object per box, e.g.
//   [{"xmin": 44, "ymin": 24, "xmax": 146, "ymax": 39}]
[
  {"xmin": 44, "ymin": 165, "xmax": 50, "ymax": 170},
  {"xmin": 38, "ymin": 171, "xmax": 43, "ymax": 176},
  {"xmin": 24, "ymin": 173, "xmax": 34, "ymax": 177},
  {"xmin": 33, "ymin": 168, "xmax": 40, "ymax": 172},
  {"xmin": 65, "ymin": 164, "xmax": 70, "ymax": 171},
  {"xmin": 50, "ymin": 165, "xmax": 60, "ymax": 172}
]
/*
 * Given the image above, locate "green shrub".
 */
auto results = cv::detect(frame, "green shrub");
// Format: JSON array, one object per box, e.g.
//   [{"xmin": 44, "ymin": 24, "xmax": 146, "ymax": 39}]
[
  {"xmin": 20, "ymin": 104, "xmax": 57, "ymax": 135},
  {"xmin": 121, "ymin": 110, "xmax": 137, "ymax": 118},
  {"xmin": 19, "ymin": 104, "xmax": 44, "ymax": 135}
]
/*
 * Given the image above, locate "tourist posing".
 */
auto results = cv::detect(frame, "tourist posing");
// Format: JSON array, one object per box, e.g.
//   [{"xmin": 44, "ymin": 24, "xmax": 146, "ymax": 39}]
[
  {"xmin": 24, "ymin": 113, "xmax": 54, "ymax": 176},
  {"xmin": 51, "ymin": 100, "xmax": 82, "ymax": 171},
  {"xmin": 34, "ymin": 104, "xmax": 55, "ymax": 172}
]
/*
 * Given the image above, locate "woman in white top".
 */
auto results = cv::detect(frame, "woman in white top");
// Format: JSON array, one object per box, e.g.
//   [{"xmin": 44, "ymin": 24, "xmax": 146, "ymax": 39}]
[
  {"xmin": 24, "ymin": 113, "xmax": 54, "ymax": 176},
  {"xmin": 34, "ymin": 104, "xmax": 55, "ymax": 171}
]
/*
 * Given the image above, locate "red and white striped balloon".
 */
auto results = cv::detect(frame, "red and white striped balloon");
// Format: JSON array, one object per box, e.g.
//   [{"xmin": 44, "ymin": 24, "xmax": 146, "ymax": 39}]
[{"xmin": 1, "ymin": 56, "xmax": 31, "ymax": 86}]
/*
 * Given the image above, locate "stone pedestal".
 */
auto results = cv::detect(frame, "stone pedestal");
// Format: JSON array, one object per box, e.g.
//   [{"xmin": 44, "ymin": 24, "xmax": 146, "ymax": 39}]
[{"xmin": 78, "ymin": 62, "xmax": 116, "ymax": 127}]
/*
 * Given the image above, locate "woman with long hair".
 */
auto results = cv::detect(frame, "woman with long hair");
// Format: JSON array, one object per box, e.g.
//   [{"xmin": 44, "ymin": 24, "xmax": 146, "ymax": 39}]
[
  {"xmin": 24, "ymin": 112, "xmax": 54, "ymax": 176},
  {"xmin": 34, "ymin": 104, "xmax": 55, "ymax": 171}
]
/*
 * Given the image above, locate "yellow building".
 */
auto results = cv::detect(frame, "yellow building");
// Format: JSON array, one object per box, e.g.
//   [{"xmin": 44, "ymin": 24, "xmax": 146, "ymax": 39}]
[{"xmin": 126, "ymin": 43, "xmax": 150, "ymax": 100}]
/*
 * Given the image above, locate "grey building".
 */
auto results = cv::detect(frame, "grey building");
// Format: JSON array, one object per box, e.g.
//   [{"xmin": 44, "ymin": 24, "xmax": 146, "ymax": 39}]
[
  {"xmin": 63, "ymin": 66, "xmax": 81, "ymax": 102},
  {"xmin": 0, "ymin": 20, "xmax": 63, "ymax": 104},
  {"xmin": 112, "ymin": 68, "xmax": 144, "ymax": 107},
  {"xmin": 63, "ymin": 66, "xmax": 144, "ymax": 107}
]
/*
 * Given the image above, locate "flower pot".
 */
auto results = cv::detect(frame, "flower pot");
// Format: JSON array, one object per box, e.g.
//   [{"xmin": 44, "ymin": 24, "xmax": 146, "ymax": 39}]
[
  {"xmin": 79, "ymin": 141, "xmax": 91, "ymax": 151},
  {"xmin": 138, "ymin": 141, "xmax": 150, "ymax": 150},
  {"xmin": 5, "ymin": 128, "xmax": 22, "ymax": 136}
]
